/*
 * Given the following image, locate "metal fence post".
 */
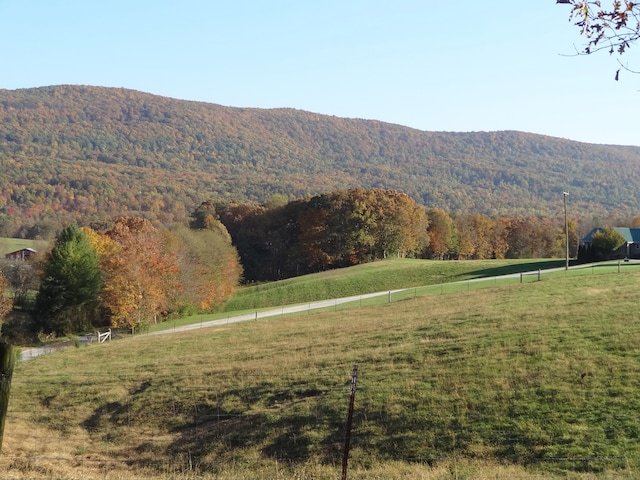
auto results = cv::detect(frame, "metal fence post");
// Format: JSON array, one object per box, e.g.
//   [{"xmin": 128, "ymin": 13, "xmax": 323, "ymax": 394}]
[{"xmin": 341, "ymin": 365, "xmax": 358, "ymax": 480}]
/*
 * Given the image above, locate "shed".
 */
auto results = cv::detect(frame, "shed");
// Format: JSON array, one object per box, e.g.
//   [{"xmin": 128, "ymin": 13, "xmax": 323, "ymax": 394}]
[{"xmin": 4, "ymin": 248, "xmax": 37, "ymax": 261}]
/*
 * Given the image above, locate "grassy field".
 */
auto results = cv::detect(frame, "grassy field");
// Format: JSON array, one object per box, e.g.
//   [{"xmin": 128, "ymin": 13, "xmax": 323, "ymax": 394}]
[
  {"xmin": 0, "ymin": 237, "xmax": 49, "ymax": 257},
  {"xmin": 222, "ymin": 258, "xmax": 565, "ymax": 311},
  {"xmin": 149, "ymin": 258, "xmax": 565, "ymax": 333},
  {"xmin": 3, "ymin": 260, "xmax": 640, "ymax": 479}
]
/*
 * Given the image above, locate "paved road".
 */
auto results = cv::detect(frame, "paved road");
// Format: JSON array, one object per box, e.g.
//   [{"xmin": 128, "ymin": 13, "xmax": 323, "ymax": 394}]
[
  {"xmin": 20, "ymin": 333, "xmax": 99, "ymax": 362},
  {"xmin": 144, "ymin": 289, "xmax": 407, "ymax": 337},
  {"xmin": 19, "ymin": 289, "xmax": 405, "ymax": 361}
]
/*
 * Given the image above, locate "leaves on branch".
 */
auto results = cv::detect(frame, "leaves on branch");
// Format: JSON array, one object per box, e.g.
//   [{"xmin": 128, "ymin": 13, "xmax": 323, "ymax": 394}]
[{"xmin": 565, "ymin": 0, "xmax": 640, "ymax": 61}]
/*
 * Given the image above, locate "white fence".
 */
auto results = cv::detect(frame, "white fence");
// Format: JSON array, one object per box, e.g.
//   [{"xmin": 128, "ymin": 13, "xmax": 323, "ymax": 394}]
[{"xmin": 97, "ymin": 328, "xmax": 112, "ymax": 343}]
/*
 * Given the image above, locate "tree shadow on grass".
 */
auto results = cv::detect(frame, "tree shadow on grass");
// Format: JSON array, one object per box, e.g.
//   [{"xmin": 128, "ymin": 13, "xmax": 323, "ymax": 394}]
[
  {"xmin": 459, "ymin": 260, "xmax": 564, "ymax": 279},
  {"xmin": 163, "ymin": 387, "xmax": 347, "ymax": 469},
  {"xmin": 81, "ymin": 401, "xmax": 130, "ymax": 442}
]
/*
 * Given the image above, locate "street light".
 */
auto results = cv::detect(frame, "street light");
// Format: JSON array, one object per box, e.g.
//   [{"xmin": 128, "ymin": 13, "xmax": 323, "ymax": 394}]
[{"xmin": 563, "ymin": 191, "xmax": 569, "ymax": 270}]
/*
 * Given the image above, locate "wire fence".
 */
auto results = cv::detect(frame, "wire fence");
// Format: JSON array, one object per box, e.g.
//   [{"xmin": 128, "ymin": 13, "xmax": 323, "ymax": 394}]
[{"xmin": 308, "ymin": 261, "xmax": 640, "ymax": 313}]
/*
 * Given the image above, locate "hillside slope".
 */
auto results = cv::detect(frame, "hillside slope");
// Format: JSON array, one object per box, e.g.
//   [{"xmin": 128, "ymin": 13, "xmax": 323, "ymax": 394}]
[
  {"xmin": 2, "ymin": 85, "xmax": 640, "ymax": 236},
  {"xmin": 4, "ymin": 268, "xmax": 640, "ymax": 478}
]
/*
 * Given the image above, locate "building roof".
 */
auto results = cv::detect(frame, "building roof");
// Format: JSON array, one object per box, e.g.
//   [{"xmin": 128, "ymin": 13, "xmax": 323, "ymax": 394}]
[
  {"xmin": 583, "ymin": 227, "xmax": 640, "ymax": 243},
  {"xmin": 4, "ymin": 247, "xmax": 38, "ymax": 259}
]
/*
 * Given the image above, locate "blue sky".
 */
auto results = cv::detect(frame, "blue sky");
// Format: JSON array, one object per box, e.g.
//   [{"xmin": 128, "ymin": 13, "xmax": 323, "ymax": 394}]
[{"xmin": 1, "ymin": 1, "xmax": 638, "ymax": 146}]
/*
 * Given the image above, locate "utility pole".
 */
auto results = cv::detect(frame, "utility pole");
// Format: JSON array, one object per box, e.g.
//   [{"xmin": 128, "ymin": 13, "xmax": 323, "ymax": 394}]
[
  {"xmin": 563, "ymin": 191, "xmax": 569, "ymax": 270},
  {"xmin": 341, "ymin": 365, "xmax": 358, "ymax": 480}
]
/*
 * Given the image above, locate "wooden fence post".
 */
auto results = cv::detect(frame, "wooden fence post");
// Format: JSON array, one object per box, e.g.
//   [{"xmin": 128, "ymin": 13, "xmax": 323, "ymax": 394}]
[{"xmin": 0, "ymin": 341, "xmax": 15, "ymax": 453}]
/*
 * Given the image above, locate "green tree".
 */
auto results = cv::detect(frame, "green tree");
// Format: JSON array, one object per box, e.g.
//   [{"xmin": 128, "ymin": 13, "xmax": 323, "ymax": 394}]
[
  {"xmin": 34, "ymin": 225, "xmax": 103, "ymax": 335},
  {"xmin": 590, "ymin": 226, "xmax": 626, "ymax": 252},
  {"xmin": 297, "ymin": 200, "xmax": 332, "ymax": 270},
  {"xmin": 189, "ymin": 201, "xmax": 232, "ymax": 242},
  {"xmin": 263, "ymin": 194, "xmax": 289, "ymax": 210}
]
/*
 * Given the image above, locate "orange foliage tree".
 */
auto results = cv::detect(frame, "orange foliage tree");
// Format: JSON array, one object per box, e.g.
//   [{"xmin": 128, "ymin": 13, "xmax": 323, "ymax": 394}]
[
  {"xmin": 164, "ymin": 224, "xmax": 242, "ymax": 312},
  {"xmin": 426, "ymin": 208, "xmax": 459, "ymax": 259},
  {"xmin": 215, "ymin": 188, "xmax": 430, "ymax": 281},
  {"xmin": 455, "ymin": 214, "xmax": 510, "ymax": 260},
  {"xmin": 100, "ymin": 217, "xmax": 179, "ymax": 330}
]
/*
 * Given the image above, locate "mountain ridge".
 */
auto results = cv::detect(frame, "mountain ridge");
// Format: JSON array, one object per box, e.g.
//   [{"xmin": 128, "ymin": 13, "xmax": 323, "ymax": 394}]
[{"xmin": 1, "ymin": 85, "xmax": 639, "ymax": 237}]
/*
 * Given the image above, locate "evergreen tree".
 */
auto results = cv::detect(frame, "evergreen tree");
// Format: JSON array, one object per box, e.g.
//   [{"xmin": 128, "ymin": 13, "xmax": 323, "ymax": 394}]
[{"xmin": 34, "ymin": 225, "xmax": 103, "ymax": 335}]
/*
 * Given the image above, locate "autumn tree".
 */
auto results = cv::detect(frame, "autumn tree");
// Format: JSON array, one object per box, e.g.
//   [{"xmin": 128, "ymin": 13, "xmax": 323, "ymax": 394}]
[
  {"xmin": 490, "ymin": 217, "xmax": 511, "ymax": 259},
  {"xmin": 367, "ymin": 190, "xmax": 429, "ymax": 259},
  {"xmin": 453, "ymin": 214, "xmax": 512, "ymax": 260},
  {"xmin": 321, "ymin": 188, "xmax": 428, "ymax": 265},
  {"xmin": 81, "ymin": 226, "xmax": 120, "ymax": 259},
  {"xmin": 507, "ymin": 217, "xmax": 553, "ymax": 258},
  {"xmin": 425, "ymin": 208, "xmax": 458, "ymax": 259},
  {"xmin": 215, "ymin": 189, "xmax": 429, "ymax": 281},
  {"xmin": 561, "ymin": 0, "xmax": 640, "ymax": 77},
  {"xmin": 168, "ymin": 221, "xmax": 242, "ymax": 312},
  {"xmin": 101, "ymin": 217, "xmax": 179, "ymax": 330},
  {"xmin": 34, "ymin": 225, "xmax": 103, "ymax": 335},
  {"xmin": 0, "ymin": 274, "xmax": 12, "ymax": 321},
  {"xmin": 297, "ymin": 199, "xmax": 332, "ymax": 270},
  {"xmin": 455, "ymin": 214, "xmax": 493, "ymax": 260}
]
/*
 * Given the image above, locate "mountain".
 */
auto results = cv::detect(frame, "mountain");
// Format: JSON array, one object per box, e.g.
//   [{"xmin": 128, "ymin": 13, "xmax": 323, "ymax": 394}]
[{"xmin": 1, "ymin": 85, "xmax": 639, "ymax": 238}]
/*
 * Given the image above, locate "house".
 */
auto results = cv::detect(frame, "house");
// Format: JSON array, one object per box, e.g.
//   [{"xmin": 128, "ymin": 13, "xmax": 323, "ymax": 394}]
[
  {"xmin": 4, "ymin": 247, "xmax": 37, "ymax": 261},
  {"xmin": 581, "ymin": 227, "xmax": 640, "ymax": 261}
]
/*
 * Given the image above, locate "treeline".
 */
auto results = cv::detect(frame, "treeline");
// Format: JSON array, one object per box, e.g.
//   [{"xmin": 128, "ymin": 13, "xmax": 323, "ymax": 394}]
[
  {"xmin": 0, "ymin": 215, "xmax": 242, "ymax": 339},
  {"xmin": 199, "ymin": 188, "xmax": 579, "ymax": 282},
  {"xmin": 0, "ymin": 186, "xmax": 628, "ymax": 338}
]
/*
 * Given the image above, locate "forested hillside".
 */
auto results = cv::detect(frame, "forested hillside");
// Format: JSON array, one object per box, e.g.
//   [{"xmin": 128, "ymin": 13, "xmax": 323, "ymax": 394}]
[{"xmin": 2, "ymin": 85, "xmax": 640, "ymax": 238}]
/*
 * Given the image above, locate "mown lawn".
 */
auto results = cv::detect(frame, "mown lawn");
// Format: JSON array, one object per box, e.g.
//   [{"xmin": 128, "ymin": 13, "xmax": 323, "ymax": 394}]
[{"xmin": 223, "ymin": 258, "xmax": 564, "ymax": 311}]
